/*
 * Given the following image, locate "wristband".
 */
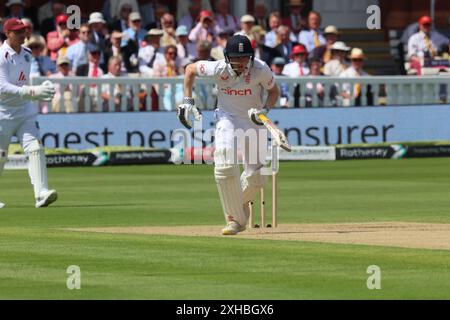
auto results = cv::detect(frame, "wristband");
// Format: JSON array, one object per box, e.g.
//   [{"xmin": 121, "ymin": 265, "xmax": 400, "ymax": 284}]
[{"xmin": 183, "ymin": 97, "xmax": 195, "ymax": 105}]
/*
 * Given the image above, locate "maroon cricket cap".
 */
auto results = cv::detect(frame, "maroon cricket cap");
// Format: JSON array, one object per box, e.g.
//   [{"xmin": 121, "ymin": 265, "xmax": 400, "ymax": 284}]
[{"xmin": 2, "ymin": 18, "xmax": 27, "ymax": 33}]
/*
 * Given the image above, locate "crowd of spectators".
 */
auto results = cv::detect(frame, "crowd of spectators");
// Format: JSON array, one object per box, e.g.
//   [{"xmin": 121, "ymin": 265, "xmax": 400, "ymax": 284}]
[{"xmin": 1, "ymin": 0, "xmax": 449, "ymax": 111}]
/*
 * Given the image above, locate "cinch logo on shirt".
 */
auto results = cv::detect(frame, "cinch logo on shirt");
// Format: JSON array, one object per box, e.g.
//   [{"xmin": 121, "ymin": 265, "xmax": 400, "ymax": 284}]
[{"xmin": 221, "ymin": 87, "xmax": 252, "ymax": 95}]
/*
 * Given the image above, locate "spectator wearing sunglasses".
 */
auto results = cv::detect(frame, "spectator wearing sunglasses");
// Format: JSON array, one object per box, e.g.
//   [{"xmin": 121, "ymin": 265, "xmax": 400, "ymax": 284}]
[
  {"xmin": 153, "ymin": 45, "xmax": 183, "ymax": 110},
  {"xmin": 160, "ymin": 13, "xmax": 177, "ymax": 48},
  {"xmin": 340, "ymin": 48, "xmax": 372, "ymax": 106},
  {"xmin": 66, "ymin": 24, "xmax": 92, "ymax": 72},
  {"xmin": 25, "ymin": 35, "xmax": 56, "ymax": 78}
]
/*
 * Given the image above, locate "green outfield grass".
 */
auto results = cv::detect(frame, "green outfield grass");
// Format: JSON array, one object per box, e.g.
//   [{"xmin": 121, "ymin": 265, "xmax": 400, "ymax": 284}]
[{"xmin": 1, "ymin": 158, "xmax": 450, "ymax": 299}]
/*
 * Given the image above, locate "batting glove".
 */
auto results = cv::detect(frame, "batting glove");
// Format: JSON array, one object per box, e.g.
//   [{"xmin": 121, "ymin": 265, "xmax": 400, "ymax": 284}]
[
  {"xmin": 248, "ymin": 107, "xmax": 269, "ymax": 126},
  {"xmin": 177, "ymin": 97, "xmax": 202, "ymax": 129},
  {"xmin": 20, "ymin": 80, "xmax": 56, "ymax": 101}
]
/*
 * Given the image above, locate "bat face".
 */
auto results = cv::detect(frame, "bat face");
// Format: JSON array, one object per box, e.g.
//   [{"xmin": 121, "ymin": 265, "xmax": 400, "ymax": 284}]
[{"xmin": 257, "ymin": 114, "xmax": 292, "ymax": 152}]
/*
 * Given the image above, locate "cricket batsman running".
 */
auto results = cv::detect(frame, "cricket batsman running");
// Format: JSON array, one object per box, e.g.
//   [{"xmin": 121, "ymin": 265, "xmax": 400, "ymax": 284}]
[
  {"xmin": 0, "ymin": 18, "xmax": 57, "ymax": 208},
  {"xmin": 177, "ymin": 35, "xmax": 280, "ymax": 235}
]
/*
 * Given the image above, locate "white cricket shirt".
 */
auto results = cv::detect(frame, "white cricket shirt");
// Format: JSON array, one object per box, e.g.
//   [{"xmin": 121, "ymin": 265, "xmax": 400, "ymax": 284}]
[
  {"xmin": 196, "ymin": 58, "xmax": 275, "ymax": 119},
  {"xmin": 0, "ymin": 41, "xmax": 36, "ymax": 120}
]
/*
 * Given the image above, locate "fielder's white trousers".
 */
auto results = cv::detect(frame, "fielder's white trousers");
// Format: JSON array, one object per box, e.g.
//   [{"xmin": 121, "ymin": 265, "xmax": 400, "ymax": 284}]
[{"xmin": 0, "ymin": 115, "xmax": 40, "ymax": 156}]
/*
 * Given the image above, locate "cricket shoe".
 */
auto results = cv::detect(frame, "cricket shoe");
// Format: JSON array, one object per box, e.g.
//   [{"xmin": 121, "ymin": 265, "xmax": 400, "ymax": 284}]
[
  {"xmin": 222, "ymin": 221, "xmax": 246, "ymax": 235},
  {"xmin": 35, "ymin": 189, "xmax": 58, "ymax": 208},
  {"xmin": 0, "ymin": 202, "xmax": 4, "ymax": 209}
]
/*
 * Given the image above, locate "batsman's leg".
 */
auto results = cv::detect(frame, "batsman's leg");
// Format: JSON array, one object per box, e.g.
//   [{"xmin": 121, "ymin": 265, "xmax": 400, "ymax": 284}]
[
  {"xmin": 215, "ymin": 148, "xmax": 247, "ymax": 235},
  {"xmin": 241, "ymin": 122, "xmax": 269, "ymax": 224},
  {"xmin": 19, "ymin": 118, "xmax": 57, "ymax": 208}
]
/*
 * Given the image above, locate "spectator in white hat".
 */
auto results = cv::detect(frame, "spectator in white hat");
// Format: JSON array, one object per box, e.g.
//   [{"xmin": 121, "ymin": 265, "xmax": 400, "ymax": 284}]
[
  {"xmin": 121, "ymin": 12, "xmax": 147, "ymax": 48},
  {"xmin": 340, "ymin": 48, "xmax": 372, "ymax": 106},
  {"xmin": 26, "ymin": 35, "xmax": 56, "ymax": 78},
  {"xmin": 138, "ymin": 29, "xmax": 165, "ymax": 76},
  {"xmin": 121, "ymin": 12, "xmax": 147, "ymax": 73},
  {"xmin": 89, "ymin": 13, "xmax": 106, "ymax": 44},
  {"xmin": 235, "ymin": 14, "xmax": 255, "ymax": 40},
  {"xmin": 323, "ymin": 41, "xmax": 350, "ymax": 76},
  {"xmin": 88, "ymin": 12, "xmax": 107, "ymax": 71},
  {"xmin": 49, "ymin": 56, "xmax": 75, "ymax": 113},
  {"xmin": 311, "ymin": 25, "xmax": 339, "ymax": 63}
]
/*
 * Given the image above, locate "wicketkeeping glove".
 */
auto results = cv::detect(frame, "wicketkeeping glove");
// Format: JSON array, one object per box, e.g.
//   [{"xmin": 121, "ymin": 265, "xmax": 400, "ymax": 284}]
[
  {"xmin": 248, "ymin": 107, "xmax": 269, "ymax": 125},
  {"xmin": 20, "ymin": 80, "xmax": 56, "ymax": 101},
  {"xmin": 177, "ymin": 97, "xmax": 202, "ymax": 129}
]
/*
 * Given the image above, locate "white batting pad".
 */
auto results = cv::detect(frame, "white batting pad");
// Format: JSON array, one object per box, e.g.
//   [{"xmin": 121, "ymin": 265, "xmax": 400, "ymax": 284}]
[
  {"xmin": 214, "ymin": 164, "xmax": 247, "ymax": 227},
  {"xmin": 241, "ymin": 171, "xmax": 268, "ymax": 204},
  {"xmin": 27, "ymin": 140, "xmax": 49, "ymax": 199}
]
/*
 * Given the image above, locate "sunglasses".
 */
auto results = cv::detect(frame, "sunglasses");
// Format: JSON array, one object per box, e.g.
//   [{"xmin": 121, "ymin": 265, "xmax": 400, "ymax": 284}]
[
  {"xmin": 351, "ymin": 58, "xmax": 363, "ymax": 62},
  {"xmin": 167, "ymin": 51, "xmax": 177, "ymax": 55},
  {"xmin": 29, "ymin": 45, "xmax": 42, "ymax": 49},
  {"xmin": 90, "ymin": 51, "xmax": 101, "ymax": 55}
]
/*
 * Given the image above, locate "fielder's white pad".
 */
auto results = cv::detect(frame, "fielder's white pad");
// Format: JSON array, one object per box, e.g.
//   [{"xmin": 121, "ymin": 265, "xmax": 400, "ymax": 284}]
[
  {"xmin": 241, "ymin": 171, "xmax": 268, "ymax": 204},
  {"xmin": 27, "ymin": 140, "xmax": 49, "ymax": 199},
  {"xmin": 0, "ymin": 202, "xmax": 5, "ymax": 209},
  {"xmin": 214, "ymin": 148, "xmax": 247, "ymax": 226}
]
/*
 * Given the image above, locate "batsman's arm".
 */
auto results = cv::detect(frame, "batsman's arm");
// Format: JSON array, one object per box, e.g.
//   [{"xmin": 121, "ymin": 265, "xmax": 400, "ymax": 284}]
[
  {"xmin": 265, "ymin": 84, "xmax": 280, "ymax": 110},
  {"xmin": 183, "ymin": 62, "xmax": 199, "ymax": 98}
]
